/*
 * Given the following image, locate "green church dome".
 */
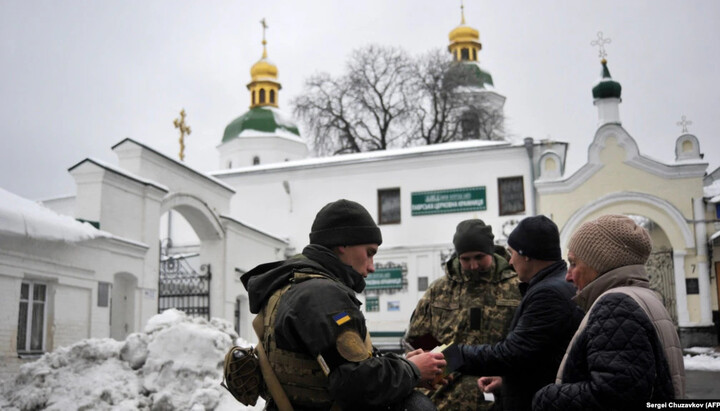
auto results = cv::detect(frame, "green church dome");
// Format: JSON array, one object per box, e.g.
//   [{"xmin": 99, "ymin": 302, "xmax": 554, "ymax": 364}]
[
  {"xmin": 222, "ymin": 106, "xmax": 300, "ymax": 143},
  {"xmin": 592, "ymin": 60, "xmax": 622, "ymax": 99}
]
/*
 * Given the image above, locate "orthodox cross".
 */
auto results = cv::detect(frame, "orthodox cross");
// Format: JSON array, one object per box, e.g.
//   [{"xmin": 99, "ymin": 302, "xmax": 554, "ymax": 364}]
[
  {"xmin": 260, "ymin": 18, "xmax": 268, "ymax": 56},
  {"xmin": 676, "ymin": 115, "xmax": 692, "ymax": 133},
  {"xmin": 173, "ymin": 109, "xmax": 191, "ymax": 161},
  {"xmin": 591, "ymin": 31, "xmax": 611, "ymax": 61}
]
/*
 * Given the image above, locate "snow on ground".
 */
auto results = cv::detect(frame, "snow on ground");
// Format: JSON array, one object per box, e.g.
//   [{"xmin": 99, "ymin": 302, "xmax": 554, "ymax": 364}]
[
  {"xmin": 1, "ymin": 308, "xmax": 718, "ymax": 410},
  {"xmin": 0, "ymin": 309, "xmax": 264, "ymax": 411},
  {"xmin": 684, "ymin": 346, "xmax": 720, "ymax": 372}
]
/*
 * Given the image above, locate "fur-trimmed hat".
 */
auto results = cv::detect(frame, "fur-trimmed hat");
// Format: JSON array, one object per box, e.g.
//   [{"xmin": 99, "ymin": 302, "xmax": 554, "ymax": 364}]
[
  {"xmin": 507, "ymin": 215, "xmax": 561, "ymax": 261},
  {"xmin": 568, "ymin": 214, "xmax": 652, "ymax": 275},
  {"xmin": 309, "ymin": 199, "xmax": 382, "ymax": 248},
  {"xmin": 453, "ymin": 219, "xmax": 494, "ymax": 256}
]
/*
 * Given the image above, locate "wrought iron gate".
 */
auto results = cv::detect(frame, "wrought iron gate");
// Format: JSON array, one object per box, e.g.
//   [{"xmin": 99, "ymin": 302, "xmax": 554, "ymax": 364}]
[
  {"xmin": 645, "ymin": 249, "xmax": 677, "ymax": 324},
  {"xmin": 158, "ymin": 254, "xmax": 211, "ymax": 319}
]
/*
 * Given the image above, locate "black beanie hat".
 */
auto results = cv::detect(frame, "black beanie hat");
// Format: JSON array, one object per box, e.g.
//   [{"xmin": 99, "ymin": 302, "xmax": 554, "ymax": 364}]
[
  {"xmin": 309, "ymin": 199, "xmax": 383, "ymax": 247},
  {"xmin": 507, "ymin": 215, "xmax": 561, "ymax": 261},
  {"xmin": 453, "ymin": 219, "xmax": 495, "ymax": 256}
]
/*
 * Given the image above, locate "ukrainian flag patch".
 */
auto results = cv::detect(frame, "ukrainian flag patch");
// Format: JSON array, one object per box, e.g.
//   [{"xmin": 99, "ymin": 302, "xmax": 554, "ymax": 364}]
[{"xmin": 333, "ymin": 312, "xmax": 351, "ymax": 326}]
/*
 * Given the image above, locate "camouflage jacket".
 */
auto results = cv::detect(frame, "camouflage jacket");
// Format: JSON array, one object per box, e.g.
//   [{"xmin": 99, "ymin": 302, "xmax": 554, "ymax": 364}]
[{"xmin": 406, "ymin": 250, "xmax": 521, "ymax": 410}]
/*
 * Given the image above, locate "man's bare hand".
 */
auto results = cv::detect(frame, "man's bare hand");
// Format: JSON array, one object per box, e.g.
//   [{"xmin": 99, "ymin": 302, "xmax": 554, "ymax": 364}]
[
  {"xmin": 477, "ymin": 376, "xmax": 502, "ymax": 392},
  {"xmin": 407, "ymin": 350, "xmax": 446, "ymax": 383}
]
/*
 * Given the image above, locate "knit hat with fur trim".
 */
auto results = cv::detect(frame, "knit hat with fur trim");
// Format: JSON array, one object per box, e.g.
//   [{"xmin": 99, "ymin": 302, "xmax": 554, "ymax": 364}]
[
  {"xmin": 309, "ymin": 199, "xmax": 382, "ymax": 247},
  {"xmin": 453, "ymin": 219, "xmax": 495, "ymax": 256},
  {"xmin": 507, "ymin": 215, "xmax": 562, "ymax": 261},
  {"xmin": 568, "ymin": 214, "xmax": 652, "ymax": 275}
]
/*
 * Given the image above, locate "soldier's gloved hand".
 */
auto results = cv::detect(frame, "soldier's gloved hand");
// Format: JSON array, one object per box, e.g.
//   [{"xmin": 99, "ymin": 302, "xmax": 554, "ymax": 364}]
[{"xmin": 407, "ymin": 350, "xmax": 446, "ymax": 386}]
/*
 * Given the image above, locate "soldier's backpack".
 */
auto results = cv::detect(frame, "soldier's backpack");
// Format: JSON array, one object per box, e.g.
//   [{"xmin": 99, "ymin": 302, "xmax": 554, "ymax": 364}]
[{"xmin": 221, "ymin": 345, "xmax": 265, "ymax": 406}]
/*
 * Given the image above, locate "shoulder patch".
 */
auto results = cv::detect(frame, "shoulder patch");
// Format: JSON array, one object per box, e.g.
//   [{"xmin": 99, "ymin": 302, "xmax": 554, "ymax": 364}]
[
  {"xmin": 332, "ymin": 311, "xmax": 351, "ymax": 326},
  {"xmin": 336, "ymin": 330, "xmax": 371, "ymax": 362}
]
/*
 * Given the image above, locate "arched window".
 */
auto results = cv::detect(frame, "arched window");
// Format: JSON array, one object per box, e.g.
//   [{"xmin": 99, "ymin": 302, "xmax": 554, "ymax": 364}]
[
  {"xmin": 227, "ymin": 160, "xmax": 232, "ymax": 169},
  {"xmin": 253, "ymin": 156, "xmax": 260, "ymax": 165},
  {"xmin": 461, "ymin": 48, "xmax": 469, "ymax": 60},
  {"xmin": 269, "ymin": 89, "xmax": 275, "ymax": 104},
  {"xmin": 252, "ymin": 90, "xmax": 256, "ymax": 105},
  {"xmin": 472, "ymin": 49, "xmax": 477, "ymax": 61},
  {"xmin": 454, "ymin": 50, "xmax": 459, "ymax": 61},
  {"xmin": 259, "ymin": 89, "xmax": 266, "ymax": 103}
]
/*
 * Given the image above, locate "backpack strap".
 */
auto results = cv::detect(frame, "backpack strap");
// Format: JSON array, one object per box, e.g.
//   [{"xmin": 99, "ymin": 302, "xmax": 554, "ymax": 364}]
[{"xmin": 253, "ymin": 286, "xmax": 294, "ymax": 411}]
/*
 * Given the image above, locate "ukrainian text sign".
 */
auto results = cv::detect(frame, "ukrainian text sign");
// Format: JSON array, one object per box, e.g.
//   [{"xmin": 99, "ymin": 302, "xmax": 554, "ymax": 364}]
[
  {"xmin": 366, "ymin": 267, "xmax": 403, "ymax": 290},
  {"xmin": 411, "ymin": 186, "xmax": 486, "ymax": 216}
]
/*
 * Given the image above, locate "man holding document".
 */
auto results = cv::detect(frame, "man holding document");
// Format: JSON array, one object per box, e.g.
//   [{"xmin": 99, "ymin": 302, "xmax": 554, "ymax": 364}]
[{"xmin": 457, "ymin": 216, "xmax": 584, "ymax": 411}]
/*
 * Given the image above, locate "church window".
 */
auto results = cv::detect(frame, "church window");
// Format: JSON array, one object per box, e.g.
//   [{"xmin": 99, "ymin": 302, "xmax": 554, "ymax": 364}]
[
  {"xmin": 252, "ymin": 90, "xmax": 256, "ymax": 105},
  {"xmin": 498, "ymin": 176, "xmax": 525, "ymax": 216},
  {"xmin": 259, "ymin": 89, "xmax": 266, "ymax": 103},
  {"xmin": 418, "ymin": 276, "xmax": 429, "ymax": 292},
  {"xmin": 378, "ymin": 188, "xmax": 401, "ymax": 224},
  {"xmin": 682, "ymin": 140, "xmax": 693, "ymax": 153},
  {"xmin": 472, "ymin": 49, "xmax": 477, "ymax": 61},
  {"xmin": 17, "ymin": 281, "xmax": 47, "ymax": 354},
  {"xmin": 454, "ymin": 50, "xmax": 459, "ymax": 61},
  {"xmin": 269, "ymin": 89, "xmax": 275, "ymax": 104},
  {"xmin": 460, "ymin": 111, "xmax": 479, "ymax": 140},
  {"xmin": 461, "ymin": 48, "xmax": 469, "ymax": 60},
  {"xmin": 97, "ymin": 282, "xmax": 111, "ymax": 307},
  {"xmin": 227, "ymin": 160, "xmax": 232, "ymax": 169},
  {"xmin": 253, "ymin": 156, "xmax": 260, "ymax": 165}
]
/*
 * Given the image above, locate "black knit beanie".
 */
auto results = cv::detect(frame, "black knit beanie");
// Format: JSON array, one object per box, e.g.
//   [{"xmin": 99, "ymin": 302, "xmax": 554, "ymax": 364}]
[
  {"xmin": 309, "ymin": 199, "xmax": 382, "ymax": 247},
  {"xmin": 453, "ymin": 219, "xmax": 495, "ymax": 256},
  {"xmin": 507, "ymin": 215, "xmax": 561, "ymax": 261}
]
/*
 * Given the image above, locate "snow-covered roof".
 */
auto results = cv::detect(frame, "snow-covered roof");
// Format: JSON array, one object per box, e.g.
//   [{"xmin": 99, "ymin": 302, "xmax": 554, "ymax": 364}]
[
  {"xmin": 212, "ymin": 139, "xmax": 513, "ymax": 177},
  {"xmin": 704, "ymin": 179, "xmax": 720, "ymax": 199},
  {"xmin": 0, "ymin": 187, "xmax": 111, "ymax": 242}
]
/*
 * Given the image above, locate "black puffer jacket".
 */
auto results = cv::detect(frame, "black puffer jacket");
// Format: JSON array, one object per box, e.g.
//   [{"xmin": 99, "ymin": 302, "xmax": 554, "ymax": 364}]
[
  {"xmin": 458, "ymin": 260, "xmax": 584, "ymax": 411},
  {"xmin": 533, "ymin": 267, "xmax": 676, "ymax": 410}
]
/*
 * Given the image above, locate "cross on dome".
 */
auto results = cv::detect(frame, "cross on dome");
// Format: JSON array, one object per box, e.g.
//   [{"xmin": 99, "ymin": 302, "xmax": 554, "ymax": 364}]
[
  {"xmin": 677, "ymin": 115, "xmax": 693, "ymax": 133},
  {"xmin": 591, "ymin": 31, "xmax": 611, "ymax": 62}
]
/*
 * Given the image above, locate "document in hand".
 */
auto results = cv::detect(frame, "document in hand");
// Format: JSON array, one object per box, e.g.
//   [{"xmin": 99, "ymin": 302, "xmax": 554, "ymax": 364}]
[{"xmin": 430, "ymin": 342, "xmax": 464, "ymax": 376}]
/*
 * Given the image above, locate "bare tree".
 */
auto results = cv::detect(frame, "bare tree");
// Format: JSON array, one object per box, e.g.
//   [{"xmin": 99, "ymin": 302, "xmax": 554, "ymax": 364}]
[
  {"xmin": 408, "ymin": 49, "xmax": 505, "ymax": 145},
  {"xmin": 292, "ymin": 45, "xmax": 413, "ymax": 155}
]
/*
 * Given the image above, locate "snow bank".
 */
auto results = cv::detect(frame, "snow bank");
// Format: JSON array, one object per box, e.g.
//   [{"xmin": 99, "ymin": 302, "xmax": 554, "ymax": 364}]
[
  {"xmin": 0, "ymin": 309, "xmax": 264, "ymax": 411},
  {"xmin": 684, "ymin": 346, "xmax": 720, "ymax": 371}
]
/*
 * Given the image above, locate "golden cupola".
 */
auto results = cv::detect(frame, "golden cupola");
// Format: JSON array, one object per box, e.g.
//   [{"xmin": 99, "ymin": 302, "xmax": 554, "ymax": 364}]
[
  {"xmin": 448, "ymin": 3, "xmax": 482, "ymax": 62},
  {"xmin": 247, "ymin": 18, "xmax": 281, "ymax": 108}
]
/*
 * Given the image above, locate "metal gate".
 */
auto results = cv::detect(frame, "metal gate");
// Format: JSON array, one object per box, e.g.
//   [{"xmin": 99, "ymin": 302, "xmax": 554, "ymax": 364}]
[
  {"xmin": 645, "ymin": 249, "xmax": 677, "ymax": 324},
  {"xmin": 158, "ymin": 254, "xmax": 211, "ymax": 319}
]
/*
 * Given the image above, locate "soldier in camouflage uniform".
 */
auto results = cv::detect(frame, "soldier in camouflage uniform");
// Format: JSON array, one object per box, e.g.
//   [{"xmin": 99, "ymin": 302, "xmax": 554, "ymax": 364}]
[{"xmin": 405, "ymin": 219, "xmax": 521, "ymax": 411}]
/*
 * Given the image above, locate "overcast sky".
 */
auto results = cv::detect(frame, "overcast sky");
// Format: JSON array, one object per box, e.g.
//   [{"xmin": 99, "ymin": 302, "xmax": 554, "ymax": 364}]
[{"xmin": 1, "ymin": 0, "xmax": 718, "ymax": 200}]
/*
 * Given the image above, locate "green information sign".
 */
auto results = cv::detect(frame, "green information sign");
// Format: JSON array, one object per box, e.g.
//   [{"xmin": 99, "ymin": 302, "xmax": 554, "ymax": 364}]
[
  {"xmin": 366, "ymin": 267, "xmax": 403, "ymax": 290},
  {"xmin": 411, "ymin": 186, "xmax": 486, "ymax": 216}
]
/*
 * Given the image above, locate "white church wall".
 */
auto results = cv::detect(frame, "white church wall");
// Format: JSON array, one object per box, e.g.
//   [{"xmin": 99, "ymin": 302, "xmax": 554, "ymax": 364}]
[{"xmin": 214, "ymin": 141, "xmax": 535, "ymax": 334}]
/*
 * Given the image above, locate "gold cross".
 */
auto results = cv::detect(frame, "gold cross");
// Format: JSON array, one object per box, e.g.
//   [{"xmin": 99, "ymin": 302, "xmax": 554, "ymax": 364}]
[
  {"xmin": 173, "ymin": 109, "xmax": 191, "ymax": 161},
  {"xmin": 260, "ymin": 18, "xmax": 269, "ymax": 57}
]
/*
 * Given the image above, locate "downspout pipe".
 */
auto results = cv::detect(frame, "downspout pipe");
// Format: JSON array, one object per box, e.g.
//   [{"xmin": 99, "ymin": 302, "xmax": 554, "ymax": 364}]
[{"xmin": 524, "ymin": 137, "xmax": 537, "ymax": 216}]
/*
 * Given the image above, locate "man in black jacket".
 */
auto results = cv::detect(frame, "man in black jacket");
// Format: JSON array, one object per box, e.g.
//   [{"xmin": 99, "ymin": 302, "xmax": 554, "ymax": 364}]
[
  {"xmin": 457, "ymin": 215, "xmax": 584, "ymax": 411},
  {"xmin": 242, "ymin": 199, "xmax": 445, "ymax": 410}
]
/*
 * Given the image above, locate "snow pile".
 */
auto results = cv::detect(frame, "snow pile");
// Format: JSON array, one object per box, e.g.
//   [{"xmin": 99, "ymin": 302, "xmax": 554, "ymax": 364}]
[
  {"xmin": 704, "ymin": 179, "xmax": 720, "ymax": 200},
  {"xmin": 684, "ymin": 346, "xmax": 720, "ymax": 371},
  {"xmin": 0, "ymin": 187, "xmax": 109, "ymax": 242},
  {"xmin": 0, "ymin": 309, "xmax": 264, "ymax": 411}
]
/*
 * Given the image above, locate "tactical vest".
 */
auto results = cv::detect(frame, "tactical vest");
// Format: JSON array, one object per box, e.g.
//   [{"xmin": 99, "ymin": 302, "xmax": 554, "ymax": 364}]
[{"xmin": 262, "ymin": 272, "xmax": 372, "ymax": 409}]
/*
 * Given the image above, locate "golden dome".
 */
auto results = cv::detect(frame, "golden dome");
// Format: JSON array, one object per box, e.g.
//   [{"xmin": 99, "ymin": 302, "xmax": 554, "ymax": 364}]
[
  {"xmin": 449, "ymin": 24, "xmax": 479, "ymax": 44},
  {"xmin": 250, "ymin": 58, "xmax": 278, "ymax": 81}
]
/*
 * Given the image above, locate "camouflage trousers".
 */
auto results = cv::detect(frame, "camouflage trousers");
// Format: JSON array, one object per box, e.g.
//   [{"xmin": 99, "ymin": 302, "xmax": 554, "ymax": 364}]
[{"xmin": 421, "ymin": 373, "xmax": 496, "ymax": 411}]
